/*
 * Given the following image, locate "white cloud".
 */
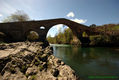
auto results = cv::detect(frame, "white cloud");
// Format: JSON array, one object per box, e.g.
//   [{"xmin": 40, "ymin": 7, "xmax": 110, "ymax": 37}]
[
  {"xmin": 66, "ymin": 12, "xmax": 75, "ymax": 18},
  {"xmin": 66, "ymin": 12, "xmax": 87, "ymax": 24},
  {"xmin": 0, "ymin": 14, "xmax": 3, "ymax": 17},
  {"xmin": 72, "ymin": 18, "xmax": 87, "ymax": 24}
]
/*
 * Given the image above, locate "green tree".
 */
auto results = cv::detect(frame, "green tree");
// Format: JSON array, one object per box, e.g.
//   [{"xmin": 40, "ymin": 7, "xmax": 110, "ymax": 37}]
[
  {"xmin": 47, "ymin": 27, "xmax": 75, "ymax": 44},
  {"xmin": 82, "ymin": 32, "xmax": 88, "ymax": 37},
  {"xmin": 64, "ymin": 28, "xmax": 73, "ymax": 43},
  {"xmin": 27, "ymin": 31, "xmax": 39, "ymax": 41},
  {"xmin": 2, "ymin": 10, "xmax": 30, "ymax": 22},
  {"xmin": 89, "ymin": 24, "xmax": 96, "ymax": 27}
]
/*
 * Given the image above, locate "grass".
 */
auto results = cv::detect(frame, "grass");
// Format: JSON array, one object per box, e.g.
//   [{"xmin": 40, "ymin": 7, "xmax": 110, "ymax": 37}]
[
  {"xmin": 111, "ymin": 25, "xmax": 119, "ymax": 30},
  {"xmin": 20, "ymin": 65, "xmax": 27, "ymax": 74},
  {"xmin": 31, "ymin": 75, "xmax": 36, "ymax": 80},
  {"xmin": 35, "ymin": 61, "xmax": 40, "ymax": 66},
  {"xmin": 39, "ymin": 65, "xmax": 44, "ymax": 71},
  {"xmin": 10, "ymin": 67, "xmax": 16, "ymax": 74}
]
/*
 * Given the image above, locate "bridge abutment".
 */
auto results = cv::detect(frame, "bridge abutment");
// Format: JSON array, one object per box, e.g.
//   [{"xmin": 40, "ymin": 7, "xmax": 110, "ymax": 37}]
[{"xmin": 79, "ymin": 37, "xmax": 91, "ymax": 47}]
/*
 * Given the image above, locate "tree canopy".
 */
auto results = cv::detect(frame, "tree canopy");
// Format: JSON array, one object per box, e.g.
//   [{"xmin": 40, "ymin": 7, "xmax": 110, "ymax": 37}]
[
  {"xmin": 2, "ymin": 10, "xmax": 30, "ymax": 22},
  {"xmin": 47, "ymin": 27, "xmax": 80, "ymax": 44}
]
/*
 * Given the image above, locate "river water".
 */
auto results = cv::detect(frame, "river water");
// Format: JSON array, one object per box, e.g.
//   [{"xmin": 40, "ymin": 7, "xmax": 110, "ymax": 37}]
[{"xmin": 51, "ymin": 44, "xmax": 119, "ymax": 80}]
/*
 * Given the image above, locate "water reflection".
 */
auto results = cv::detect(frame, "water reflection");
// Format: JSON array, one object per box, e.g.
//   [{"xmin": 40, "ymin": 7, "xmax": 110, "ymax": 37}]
[{"xmin": 51, "ymin": 44, "xmax": 119, "ymax": 80}]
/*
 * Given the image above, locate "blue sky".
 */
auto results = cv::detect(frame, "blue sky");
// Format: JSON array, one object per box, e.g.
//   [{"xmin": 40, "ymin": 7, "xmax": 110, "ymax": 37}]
[{"xmin": 0, "ymin": 0, "xmax": 119, "ymax": 37}]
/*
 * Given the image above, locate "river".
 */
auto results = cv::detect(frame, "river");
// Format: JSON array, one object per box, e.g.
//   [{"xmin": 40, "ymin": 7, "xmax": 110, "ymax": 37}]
[{"xmin": 50, "ymin": 44, "xmax": 119, "ymax": 80}]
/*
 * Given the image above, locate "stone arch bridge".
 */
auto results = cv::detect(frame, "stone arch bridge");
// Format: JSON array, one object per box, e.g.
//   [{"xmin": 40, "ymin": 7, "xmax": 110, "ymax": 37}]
[{"xmin": 0, "ymin": 18, "xmax": 99, "ymax": 46}]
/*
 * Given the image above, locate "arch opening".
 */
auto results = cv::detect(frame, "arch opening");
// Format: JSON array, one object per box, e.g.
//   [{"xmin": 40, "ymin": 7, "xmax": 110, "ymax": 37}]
[
  {"xmin": 46, "ymin": 24, "xmax": 80, "ymax": 45},
  {"xmin": 25, "ymin": 30, "xmax": 39, "ymax": 41},
  {"xmin": 40, "ymin": 26, "xmax": 45, "ymax": 30}
]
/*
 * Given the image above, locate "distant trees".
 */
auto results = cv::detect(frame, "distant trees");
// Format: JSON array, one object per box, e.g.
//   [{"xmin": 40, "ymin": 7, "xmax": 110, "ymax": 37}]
[
  {"xmin": 27, "ymin": 31, "xmax": 39, "ymax": 41},
  {"xmin": 2, "ymin": 10, "xmax": 30, "ymax": 22},
  {"xmin": 82, "ymin": 32, "xmax": 88, "ymax": 37},
  {"xmin": 47, "ymin": 27, "xmax": 80, "ymax": 44},
  {"xmin": 89, "ymin": 24, "xmax": 96, "ymax": 27}
]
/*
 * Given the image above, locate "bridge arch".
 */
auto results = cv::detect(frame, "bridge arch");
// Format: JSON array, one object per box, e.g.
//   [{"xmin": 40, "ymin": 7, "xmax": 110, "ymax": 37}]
[
  {"xmin": 24, "ymin": 28, "xmax": 40, "ymax": 41},
  {"xmin": 43, "ymin": 19, "xmax": 90, "ymax": 46},
  {"xmin": 46, "ymin": 24, "xmax": 80, "ymax": 44},
  {"xmin": 23, "ymin": 19, "xmax": 91, "ymax": 45},
  {"xmin": 46, "ymin": 24, "xmax": 73, "ymax": 36},
  {"xmin": 46, "ymin": 24, "xmax": 78, "ymax": 37}
]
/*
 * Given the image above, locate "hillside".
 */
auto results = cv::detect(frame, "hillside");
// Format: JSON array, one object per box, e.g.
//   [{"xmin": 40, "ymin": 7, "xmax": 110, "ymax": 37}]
[{"xmin": 94, "ymin": 24, "xmax": 119, "ymax": 36}]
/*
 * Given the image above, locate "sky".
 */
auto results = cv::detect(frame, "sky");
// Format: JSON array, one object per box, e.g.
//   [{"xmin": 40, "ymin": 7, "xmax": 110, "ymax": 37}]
[{"xmin": 0, "ymin": 0, "xmax": 119, "ymax": 37}]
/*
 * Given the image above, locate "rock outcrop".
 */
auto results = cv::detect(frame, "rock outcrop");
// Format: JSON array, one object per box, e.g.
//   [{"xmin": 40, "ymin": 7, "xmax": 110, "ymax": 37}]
[{"xmin": 0, "ymin": 42, "xmax": 78, "ymax": 80}]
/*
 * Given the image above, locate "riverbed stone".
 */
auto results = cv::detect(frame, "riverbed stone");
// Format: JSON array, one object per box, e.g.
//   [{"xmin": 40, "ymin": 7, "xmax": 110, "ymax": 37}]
[
  {"xmin": 0, "ymin": 42, "xmax": 78, "ymax": 80},
  {"xmin": 51, "ymin": 68, "xmax": 59, "ymax": 77},
  {"xmin": 26, "ymin": 66, "xmax": 38, "ymax": 75}
]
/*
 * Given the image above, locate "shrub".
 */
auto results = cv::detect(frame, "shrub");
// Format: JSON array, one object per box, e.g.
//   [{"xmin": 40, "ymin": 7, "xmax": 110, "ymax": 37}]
[
  {"xmin": 27, "ymin": 31, "xmax": 39, "ymax": 41},
  {"xmin": 90, "ymin": 35, "xmax": 111, "ymax": 46}
]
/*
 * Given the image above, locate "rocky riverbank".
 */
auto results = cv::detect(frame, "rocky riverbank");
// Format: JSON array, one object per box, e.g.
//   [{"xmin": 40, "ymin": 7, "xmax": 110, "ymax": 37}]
[{"xmin": 0, "ymin": 42, "xmax": 78, "ymax": 80}]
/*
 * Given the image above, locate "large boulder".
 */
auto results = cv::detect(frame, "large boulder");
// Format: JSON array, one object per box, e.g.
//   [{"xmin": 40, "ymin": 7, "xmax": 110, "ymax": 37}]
[{"xmin": 0, "ymin": 42, "xmax": 78, "ymax": 80}]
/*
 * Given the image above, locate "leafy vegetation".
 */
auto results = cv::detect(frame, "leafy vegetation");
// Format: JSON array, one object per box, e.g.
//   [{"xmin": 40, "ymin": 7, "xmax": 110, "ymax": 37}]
[
  {"xmin": 47, "ymin": 24, "xmax": 119, "ymax": 46},
  {"xmin": 47, "ymin": 28, "xmax": 80, "ymax": 45},
  {"xmin": 89, "ymin": 24, "xmax": 119, "ymax": 46},
  {"xmin": 39, "ymin": 65, "xmax": 44, "ymax": 71},
  {"xmin": 30, "ymin": 75, "xmax": 36, "ymax": 80},
  {"xmin": 27, "ymin": 31, "xmax": 39, "ymax": 41},
  {"xmin": 94, "ymin": 24, "xmax": 119, "ymax": 31},
  {"xmin": 2, "ymin": 10, "xmax": 30, "ymax": 22},
  {"xmin": 90, "ymin": 34, "xmax": 119, "ymax": 46}
]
